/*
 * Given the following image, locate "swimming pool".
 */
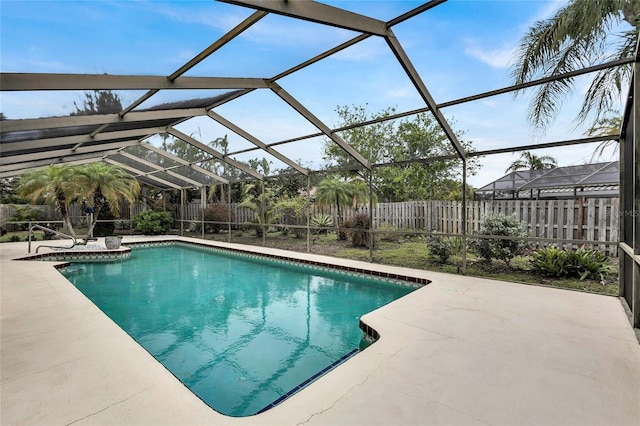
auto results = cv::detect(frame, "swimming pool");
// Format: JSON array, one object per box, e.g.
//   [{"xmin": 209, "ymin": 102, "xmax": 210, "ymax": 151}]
[{"xmin": 60, "ymin": 243, "xmax": 420, "ymax": 416}]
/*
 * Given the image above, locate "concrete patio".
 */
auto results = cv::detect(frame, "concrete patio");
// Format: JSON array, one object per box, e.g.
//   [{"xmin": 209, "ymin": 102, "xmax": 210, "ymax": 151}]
[{"xmin": 2, "ymin": 236, "xmax": 639, "ymax": 425}]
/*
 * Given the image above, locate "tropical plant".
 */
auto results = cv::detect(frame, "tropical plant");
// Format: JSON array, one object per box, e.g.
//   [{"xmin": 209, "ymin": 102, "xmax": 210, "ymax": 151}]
[
  {"xmin": 75, "ymin": 163, "xmax": 140, "ymax": 239},
  {"xmin": 314, "ymin": 178, "xmax": 354, "ymax": 229},
  {"xmin": 132, "ymin": 210, "xmax": 173, "ymax": 235},
  {"xmin": 310, "ymin": 213, "xmax": 333, "ymax": 234},
  {"xmin": 7, "ymin": 205, "xmax": 44, "ymax": 230},
  {"xmin": 238, "ymin": 183, "xmax": 277, "ymax": 237},
  {"xmin": 470, "ymin": 213, "xmax": 529, "ymax": 267},
  {"xmin": 505, "ymin": 151, "xmax": 558, "ymax": 173},
  {"xmin": 588, "ymin": 112, "xmax": 622, "ymax": 160},
  {"xmin": 511, "ymin": 0, "xmax": 639, "ymax": 131},
  {"xmin": 17, "ymin": 165, "xmax": 83, "ymax": 237},
  {"xmin": 530, "ymin": 246, "xmax": 613, "ymax": 282},
  {"xmin": 274, "ymin": 196, "xmax": 308, "ymax": 238}
]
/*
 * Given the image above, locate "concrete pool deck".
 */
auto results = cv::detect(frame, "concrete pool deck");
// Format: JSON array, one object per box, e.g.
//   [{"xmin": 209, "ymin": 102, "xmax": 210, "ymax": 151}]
[{"xmin": 2, "ymin": 236, "xmax": 639, "ymax": 425}]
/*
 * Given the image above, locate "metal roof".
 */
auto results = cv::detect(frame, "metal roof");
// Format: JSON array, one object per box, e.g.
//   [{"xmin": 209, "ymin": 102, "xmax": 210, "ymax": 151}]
[{"xmin": 0, "ymin": 0, "xmax": 625, "ymax": 189}]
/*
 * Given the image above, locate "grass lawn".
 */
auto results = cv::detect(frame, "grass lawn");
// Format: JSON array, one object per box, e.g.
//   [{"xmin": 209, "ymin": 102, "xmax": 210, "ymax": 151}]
[{"xmin": 194, "ymin": 230, "xmax": 620, "ymax": 296}]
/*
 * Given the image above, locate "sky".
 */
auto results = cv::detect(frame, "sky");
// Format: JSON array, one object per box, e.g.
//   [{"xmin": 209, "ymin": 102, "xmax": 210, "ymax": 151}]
[{"xmin": 0, "ymin": 0, "xmax": 628, "ymax": 187}]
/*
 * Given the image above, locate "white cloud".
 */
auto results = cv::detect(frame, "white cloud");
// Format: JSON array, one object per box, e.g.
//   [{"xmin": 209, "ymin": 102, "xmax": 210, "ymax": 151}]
[{"xmin": 464, "ymin": 40, "xmax": 516, "ymax": 69}]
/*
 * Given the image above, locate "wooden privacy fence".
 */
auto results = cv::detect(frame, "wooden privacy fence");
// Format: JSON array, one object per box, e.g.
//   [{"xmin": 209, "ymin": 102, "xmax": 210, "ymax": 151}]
[{"xmin": 1, "ymin": 198, "xmax": 619, "ymax": 255}]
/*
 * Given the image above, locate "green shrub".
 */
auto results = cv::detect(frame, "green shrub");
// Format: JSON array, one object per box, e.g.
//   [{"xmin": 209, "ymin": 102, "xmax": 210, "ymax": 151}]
[
  {"xmin": 568, "ymin": 247, "xmax": 613, "ymax": 281},
  {"xmin": 203, "ymin": 204, "xmax": 235, "ymax": 234},
  {"xmin": 377, "ymin": 222, "xmax": 399, "ymax": 242},
  {"xmin": 8, "ymin": 205, "xmax": 44, "ymax": 230},
  {"xmin": 310, "ymin": 213, "xmax": 333, "ymax": 234},
  {"xmin": 530, "ymin": 246, "xmax": 571, "ymax": 277},
  {"xmin": 427, "ymin": 233, "xmax": 454, "ymax": 264},
  {"xmin": 9, "ymin": 235, "xmax": 20, "ymax": 242},
  {"xmin": 530, "ymin": 246, "xmax": 613, "ymax": 282},
  {"xmin": 132, "ymin": 210, "xmax": 173, "ymax": 235},
  {"xmin": 470, "ymin": 213, "xmax": 529, "ymax": 267},
  {"xmin": 114, "ymin": 219, "xmax": 131, "ymax": 230},
  {"xmin": 348, "ymin": 213, "xmax": 371, "ymax": 248}
]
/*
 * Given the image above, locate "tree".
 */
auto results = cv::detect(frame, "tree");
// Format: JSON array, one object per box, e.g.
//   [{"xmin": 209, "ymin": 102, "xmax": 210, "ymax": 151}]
[
  {"xmin": 314, "ymin": 178, "xmax": 355, "ymax": 228},
  {"xmin": 72, "ymin": 90, "xmax": 123, "ymax": 115},
  {"xmin": 323, "ymin": 105, "xmax": 477, "ymax": 202},
  {"xmin": 505, "ymin": 151, "xmax": 557, "ymax": 173},
  {"xmin": 17, "ymin": 166, "xmax": 83, "ymax": 237},
  {"xmin": 75, "ymin": 163, "xmax": 140, "ymax": 239},
  {"xmin": 511, "ymin": 0, "xmax": 639, "ymax": 131},
  {"xmin": 587, "ymin": 112, "xmax": 622, "ymax": 160}
]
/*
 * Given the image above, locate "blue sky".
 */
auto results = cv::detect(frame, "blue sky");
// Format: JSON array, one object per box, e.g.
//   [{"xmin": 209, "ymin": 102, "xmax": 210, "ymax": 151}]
[{"xmin": 0, "ymin": 0, "xmax": 626, "ymax": 187}]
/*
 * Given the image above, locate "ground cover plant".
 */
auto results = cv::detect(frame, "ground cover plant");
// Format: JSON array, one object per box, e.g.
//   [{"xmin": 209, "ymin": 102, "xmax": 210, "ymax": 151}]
[{"xmin": 191, "ymin": 229, "xmax": 618, "ymax": 296}]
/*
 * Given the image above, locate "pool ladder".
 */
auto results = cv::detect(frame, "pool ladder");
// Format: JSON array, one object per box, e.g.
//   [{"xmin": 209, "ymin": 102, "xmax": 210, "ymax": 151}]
[{"xmin": 28, "ymin": 224, "xmax": 77, "ymax": 253}]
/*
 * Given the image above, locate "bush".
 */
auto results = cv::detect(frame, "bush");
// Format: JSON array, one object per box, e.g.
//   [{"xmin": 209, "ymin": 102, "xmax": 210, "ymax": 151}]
[
  {"xmin": 202, "ymin": 204, "xmax": 235, "ymax": 234},
  {"xmin": 8, "ymin": 205, "xmax": 44, "ymax": 230},
  {"xmin": 531, "ymin": 246, "xmax": 613, "ymax": 282},
  {"xmin": 470, "ymin": 213, "xmax": 529, "ymax": 267},
  {"xmin": 274, "ymin": 196, "xmax": 308, "ymax": 238},
  {"xmin": 132, "ymin": 210, "xmax": 173, "ymax": 235},
  {"xmin": 114, "ymin": 219, "xmax": 131, "ymax": 230},
  {"xmin": 310, "ymin": 213, "xmax": 333, "ymax": 234},
  {"xmin": 348, "ymin": 213, "xmax": 371, "ymax": 248},
  {"xmin": 427, "ymin": 233, "xmax": 455, "ymax": 263},
  {"xmin": 377, "ymin": 222, "xmax": 399, "ymax": 242},
  {"xmin": 9, "ymin": 235, "xmax": 20, "ymax": 242}
]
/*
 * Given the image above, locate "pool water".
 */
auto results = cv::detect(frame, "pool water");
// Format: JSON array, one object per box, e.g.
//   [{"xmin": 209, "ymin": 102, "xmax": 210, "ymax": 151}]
[{"xmin": 60, "ymin": 244, "xmax": 418, "ymax": 416}]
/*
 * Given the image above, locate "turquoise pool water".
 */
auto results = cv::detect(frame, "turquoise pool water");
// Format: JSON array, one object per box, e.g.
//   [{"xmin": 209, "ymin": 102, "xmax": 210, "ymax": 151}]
[{"xmin": 60, "ymin": 244, "xmax": 418, "ymax": 416}]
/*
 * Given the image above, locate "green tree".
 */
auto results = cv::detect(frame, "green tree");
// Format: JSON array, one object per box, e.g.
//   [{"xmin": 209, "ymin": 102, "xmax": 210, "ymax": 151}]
[
  {"xmin": 505, "ymin": 151, "xmax": 558, "ymax": 173},
  {"xmin": 238, "ymin": 182, "xmax": 277, "ymax": 237},
  {"xmin": 511, "ymin": 0, "xmax": 639, "ymax": 131},
  {"xmin": 314, "ymin": 178, "xmax": 368, "ymax": 228},
  {"xmin": 17, "ymin": 166, "xmax": 83, "ymax": 237},
  {"xmin": 76, "ymin": 163, "xmax": 140, "ymax": 239},
  {"xmin": 587, "ymin": 112, "xmax": 622, "ymax": 160},
  {"xmin": 323, "ymin": 105, "xmax": 476, "ymax": 201}
]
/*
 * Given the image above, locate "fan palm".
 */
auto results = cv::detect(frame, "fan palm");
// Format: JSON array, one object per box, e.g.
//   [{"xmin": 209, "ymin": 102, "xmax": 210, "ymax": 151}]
[
  {"xmin": 511, "ymin": 0, "xmax": 639, "ymax": 131},
  {"xmin": 75, "ymin": 163, "xmax": 140, "ymax": 239},
  {"xmin": 506, "ymin": 151, "xmax": 558, "ymax": 173},
  {"xmin": 17, "ymin": 165, "xmax": 83, "ymax": 237}
]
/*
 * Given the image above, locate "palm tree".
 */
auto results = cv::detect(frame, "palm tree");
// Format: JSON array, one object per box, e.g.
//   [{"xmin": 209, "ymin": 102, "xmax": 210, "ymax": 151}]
[
  {"xmin": 314, "ymin": 178, "xmax": 355, "ymax": 228},
  {"xmin": 511, "ymin": 0, "xmax": 639, "ymax": 131},
  {"xmin": 587, "ymin": 113, "xmax": 622, "ymax": 160},
  {"xmin": 76, "ymin": 163, "xmax": 140, "ymax": 239},
  {"xmin": 17, "ymin": 165, "xmax": 83, "ymax": 237},
  {"xmin": 506, "ymin": 151, "xmax": 558, "ymax": 173}
]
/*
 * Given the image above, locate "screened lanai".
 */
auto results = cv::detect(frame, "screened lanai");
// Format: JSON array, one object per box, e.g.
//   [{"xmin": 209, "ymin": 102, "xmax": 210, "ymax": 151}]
[
  {"xmin": 475, "ymin": 161, "xmax": 620, "ymax": 200},
  {"xmin": 0, "ymin": 0, "xmax": 638, "ymax": 328}
]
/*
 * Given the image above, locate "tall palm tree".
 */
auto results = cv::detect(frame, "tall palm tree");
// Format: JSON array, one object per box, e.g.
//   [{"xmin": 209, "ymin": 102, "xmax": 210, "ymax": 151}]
[
  {"xmin": 17, "ymin": 165, "xmax": 83, "ymax": 237},
  {"xmin": 315, "ymin": 178, "xmax": 354, "ymax": 227},
  {"xmin": 587, "ymin": 113, "xmax": 622, "ymax": 160},
  {"xmin": 511, "ymin": 0, "xmax": 639, "ymax": 131},
  {"xmin": 506, "ymin": 151, "xmax": 558, "ymax": 173},
  {"xmin": 76, "ymin": 163, "xmax": 140, "ymax": 239}
]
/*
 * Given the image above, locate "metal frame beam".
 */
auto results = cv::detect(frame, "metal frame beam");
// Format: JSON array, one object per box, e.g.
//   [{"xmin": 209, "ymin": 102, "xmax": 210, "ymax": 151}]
[
  {"xmin": 385, "ymin": 29, "xmax": 466, "ymax": 160},
  {"xmin": 142, "ymin": 144, "xmax": 229, "ymax": 184},
  {"xmin": 1, "ymin": 150, "xmax": 122, "ymax": 174},
  {"xmin": 0, "ymin": 140, "xmax": 139, "ymax": 166},
  {"xmin": 104, "ymin": 158, "xmax": 182, "ymax": 189},
  {"xmin": 268, "ymin": 82, "xmax": 371, "ymax": 169},
  {"xmin": 0, "ymin": 158, "xmax": 99, "ymax": 178},
  {"xmin": 118, "ymin": 151, "xmax": 203, "ymax": 187},
  {"xmin": 0, "ymin": 73, "xmax": 269, "ymax": 91},
  {"xmin": 206, "ymin": 111, "xmax": 308, "ymax": 175},
  {"xmin": 1, "ymin": 108, "xmax": 207, "ymax": 133},
  {"xmin": 1, "ymin": 127, "xmax": 165, "ymax": 153},
  {"xmin": 167, "ymin": 128, "xmax": 263, "ymax": 180},
  {"xmin": 221, "ymin": 0, "xmax": 389, "ymax": 36}
]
